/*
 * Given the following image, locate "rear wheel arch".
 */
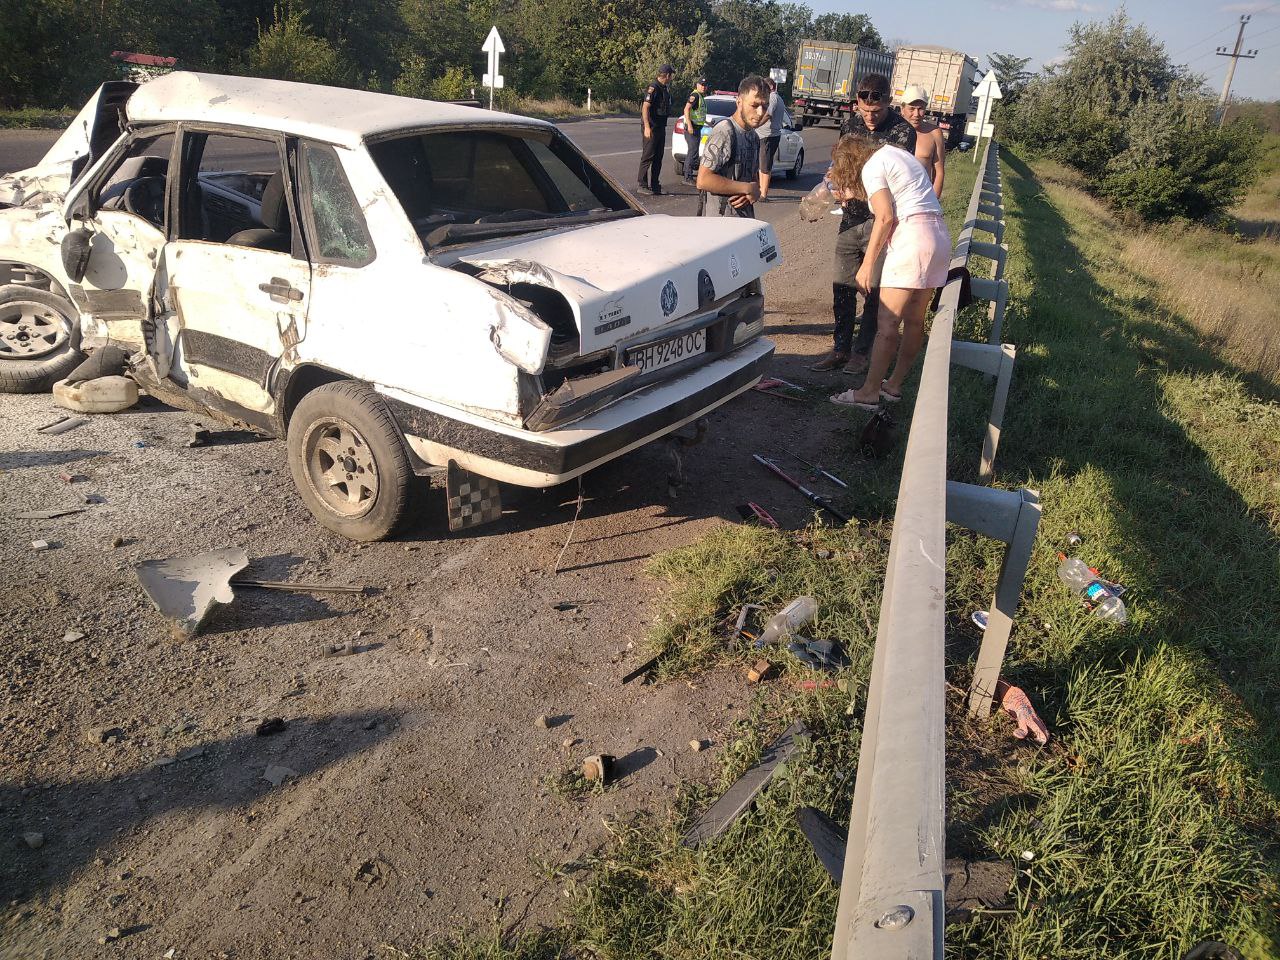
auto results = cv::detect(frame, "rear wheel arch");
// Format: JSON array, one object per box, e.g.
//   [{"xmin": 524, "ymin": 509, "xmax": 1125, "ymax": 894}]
[{"xmin": 276, "ymin": 362, "xmax": 349, "ymax": 429}]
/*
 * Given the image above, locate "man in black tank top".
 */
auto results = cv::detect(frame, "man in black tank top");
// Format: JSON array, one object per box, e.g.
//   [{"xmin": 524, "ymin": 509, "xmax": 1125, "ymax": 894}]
[{"xmin": 695, "ymin": 75, "xmax": 770, "ymax": 218}]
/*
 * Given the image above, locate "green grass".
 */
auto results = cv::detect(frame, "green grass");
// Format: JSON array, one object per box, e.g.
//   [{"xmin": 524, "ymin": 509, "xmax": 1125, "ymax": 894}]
[
  {"xmin": 414, "ymin": 144, "xmax": 1280, "ymax": 958},
  {"xmin": 0, "ymin": 108, "xmax": 75, "ymax": 129}
]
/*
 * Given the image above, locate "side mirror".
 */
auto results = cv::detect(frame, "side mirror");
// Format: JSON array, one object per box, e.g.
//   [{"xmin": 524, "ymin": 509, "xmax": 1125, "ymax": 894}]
[{"xmin": 61, "ymin": 228, "xmax": 93, "ymax": 283}]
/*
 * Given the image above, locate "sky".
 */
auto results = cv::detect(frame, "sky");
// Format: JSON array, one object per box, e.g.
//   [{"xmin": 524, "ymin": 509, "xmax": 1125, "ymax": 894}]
[{"xmin": 810, "ymin": 0, "xmax": 1280, "ymax": 102}]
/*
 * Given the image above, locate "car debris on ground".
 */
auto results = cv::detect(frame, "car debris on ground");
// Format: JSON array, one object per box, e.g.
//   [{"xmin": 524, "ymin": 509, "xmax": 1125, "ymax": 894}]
[
  {"xmin": 683, "ymin": 721, "xmax": 809, "ymax": 847},
  {"xmin": 135, "ymin": 548, "xmax": 249, "ymax": 636}
]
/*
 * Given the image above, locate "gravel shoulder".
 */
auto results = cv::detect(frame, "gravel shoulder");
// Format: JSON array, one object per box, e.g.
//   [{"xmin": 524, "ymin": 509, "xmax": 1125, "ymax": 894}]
[{"xmin": 0, "ymin": 204, "xmax": 852, "ymax": 958}]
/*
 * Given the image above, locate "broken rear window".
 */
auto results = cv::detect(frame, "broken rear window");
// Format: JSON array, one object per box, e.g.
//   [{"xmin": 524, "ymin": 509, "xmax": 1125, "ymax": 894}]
[{"xmin": 369, "ymin": 129, "xmax": 628, "ymax": 233}]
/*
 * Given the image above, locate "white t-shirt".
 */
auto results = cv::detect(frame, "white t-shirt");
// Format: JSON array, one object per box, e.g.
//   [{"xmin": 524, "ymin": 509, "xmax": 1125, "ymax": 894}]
[{"xmin": 860, "ymin": 145, "xmax": 942, "ymax": 218}]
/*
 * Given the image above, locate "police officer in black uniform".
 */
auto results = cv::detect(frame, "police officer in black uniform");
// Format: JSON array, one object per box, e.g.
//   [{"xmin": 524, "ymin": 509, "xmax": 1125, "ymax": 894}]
[{"xmin": 637, "ymin": 64, "xmax": 674, "ymax": 195}]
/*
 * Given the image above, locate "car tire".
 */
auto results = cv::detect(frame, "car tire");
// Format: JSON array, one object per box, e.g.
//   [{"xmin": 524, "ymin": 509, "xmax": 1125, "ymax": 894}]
[
  {"xmin": 787, "ymin": 148, "xmax": 804, "ymax": 180},
  {"xmin": 0, "ymin": 284, "xmax": 84, "ymax": 394},
  {"xmin": 287, "ymin": 381, "xmax": 414, "ymax": 542}
]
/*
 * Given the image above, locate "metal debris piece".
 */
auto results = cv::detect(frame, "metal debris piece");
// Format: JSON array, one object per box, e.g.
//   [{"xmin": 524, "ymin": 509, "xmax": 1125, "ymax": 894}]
[
  {"xmin": 37, "ymin": 415, "xmax": 90, "ymax": 435},
  {"xmin": 263, "ymin": 764, "xmax": 298, "ymax": 786},
  {"xmin": 31, "ymin": 540, "xmax": 52, "ymax": 551},
  {"xmin": 734, "ymin": 502, "xmax": 780, "ymax": 528},
  {"xmin": 732, "ymin": 603, "xmax": 764, "ymax": 642},
  {"xmin": 231, "ymin": 578, "xmax": 372, "ymax": 594},
  {"xmin": 786, "ymin": 636, "xmax": 850, "ymax": 671},
  {"xmin": 753, "ymin": 454, "xmax": 849, "ymax": 524},
  {"xmin": 785, "ymin": 449, "xmax": 849, "ymax": 488},
  {"xmin": 682, "ymin": 720, "xmax": 808, "ymax": 847},
  {"xmin": 12, "ymin": 507, "xmax": 86, "ymax": 520},
  {"xmin": 136, "ymin": 548, "xmax": 249, "ymax": 636},
  {"xmin": 621, "ymin": 654, "xmax": 662, "ymax": 684},
  {"xmin": 581, "ymin": 754, "xmax": 613, "ymax": 784},
  {"xmin": 795, "ymin": 806, "xmax": 846, "ymax": 882}
]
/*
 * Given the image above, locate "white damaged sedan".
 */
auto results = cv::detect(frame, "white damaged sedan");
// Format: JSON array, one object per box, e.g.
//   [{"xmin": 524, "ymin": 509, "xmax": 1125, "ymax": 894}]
[{"xmin": 0, "ymin": 73, "xmax": 780, "ymax": 539}]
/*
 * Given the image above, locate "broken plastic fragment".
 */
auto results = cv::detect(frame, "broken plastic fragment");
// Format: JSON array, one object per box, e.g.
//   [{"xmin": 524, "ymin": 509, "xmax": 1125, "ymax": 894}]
[
  {"xmin": 136, "ymin": 548, "xmax": 249, "ymax": 636},
  {"xmin": 996, "ymin": 680, "xmax": 1049, "ymax": 745}
]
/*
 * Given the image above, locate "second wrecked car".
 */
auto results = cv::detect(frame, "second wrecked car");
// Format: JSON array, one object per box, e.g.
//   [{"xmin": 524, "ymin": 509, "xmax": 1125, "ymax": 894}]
[{"xmin": 0, "ymin": 73, "xmax": 781, "ymax": 539}]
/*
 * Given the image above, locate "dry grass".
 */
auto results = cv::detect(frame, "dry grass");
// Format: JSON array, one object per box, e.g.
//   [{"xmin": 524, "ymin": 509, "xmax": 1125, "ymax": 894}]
[
  {"xmin": 1118, "ymin": 224, "xmax": 1280, "ymax": 385},
  {"xmin": 1030, "ymin": 154, "xmax": 1280, "ymax": 387}
]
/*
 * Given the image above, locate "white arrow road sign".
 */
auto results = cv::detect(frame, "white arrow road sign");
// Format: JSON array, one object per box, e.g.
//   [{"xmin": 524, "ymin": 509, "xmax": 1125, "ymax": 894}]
[
  {"xmin": 482, "ymin": 26, "xmax": 506, "ymax": 109},
  {"xmin": 970, "ymin": 70, "xmax": 1003, "ymax": 161}
]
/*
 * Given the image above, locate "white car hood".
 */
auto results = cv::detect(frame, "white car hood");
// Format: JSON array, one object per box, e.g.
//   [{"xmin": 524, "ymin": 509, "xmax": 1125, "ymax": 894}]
[
  {"xmin": 0, "ymin": 89, "xmax": 111, "ymax": 207},
  {"xmin": 459, "ymin": 214, "xmax": 780, "ymax": 353}
]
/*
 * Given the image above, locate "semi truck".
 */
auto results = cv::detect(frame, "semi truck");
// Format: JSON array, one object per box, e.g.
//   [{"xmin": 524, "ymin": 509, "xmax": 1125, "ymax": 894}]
[
  {"xmin": 792, "ymin": 39, "xmax": 894, "ymax": 128},
  {"xmin": 889, "ymin": 45, "xmax": 981, "ymax": 146}
]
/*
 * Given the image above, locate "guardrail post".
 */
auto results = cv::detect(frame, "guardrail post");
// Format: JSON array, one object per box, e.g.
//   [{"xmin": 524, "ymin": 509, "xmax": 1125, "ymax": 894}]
[
  {"xmin": 950, "ymin": 341, "xmax": 1016, "ymax": 481},
  {"xmin": 945, "ymin": 482, "xmax": 1042, "ymax": 718}
]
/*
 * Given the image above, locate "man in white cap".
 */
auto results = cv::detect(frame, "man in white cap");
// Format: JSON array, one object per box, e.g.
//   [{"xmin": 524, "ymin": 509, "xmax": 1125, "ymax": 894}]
[{"xmin": 900, "ymin": 83, "xmax": 946, "ymax": 198}]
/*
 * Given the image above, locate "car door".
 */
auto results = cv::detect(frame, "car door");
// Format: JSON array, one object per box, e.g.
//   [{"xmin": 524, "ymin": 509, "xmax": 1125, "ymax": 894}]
[
  {"xmin": 150, "ymin": 128, "xmax": 310, "ymax": 424},
  {"xmin": 62, "ymin": 127, "xmax": 177, "ymax": 346}
]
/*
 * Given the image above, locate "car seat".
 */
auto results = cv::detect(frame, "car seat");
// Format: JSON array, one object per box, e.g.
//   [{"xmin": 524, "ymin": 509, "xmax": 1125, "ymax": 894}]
[{"xmin": 226, "ymin": 173, "xmax": 291, "ymax": 252}]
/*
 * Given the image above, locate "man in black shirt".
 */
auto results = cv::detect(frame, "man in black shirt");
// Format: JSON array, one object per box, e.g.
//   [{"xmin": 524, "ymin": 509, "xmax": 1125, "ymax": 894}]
[
  {"xmin": 809, "ymin": 72, "xmax": 917, "ymax": 374},
  {"xmin": 638, "ymin": 65, "xmax": 674, "ymax": 195}
]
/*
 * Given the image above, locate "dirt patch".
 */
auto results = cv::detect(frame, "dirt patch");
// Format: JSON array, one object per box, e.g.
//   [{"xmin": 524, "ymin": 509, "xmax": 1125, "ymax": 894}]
[{"xmin": 0, "ymin": 210, "xmax": 870, "ymax": 955}]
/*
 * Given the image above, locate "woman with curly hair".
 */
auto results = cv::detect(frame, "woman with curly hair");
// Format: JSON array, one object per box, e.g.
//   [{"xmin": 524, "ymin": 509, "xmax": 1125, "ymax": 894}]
[{"xmin": 825, "ymin": 136, "xmax": 951, "ymax": 410}]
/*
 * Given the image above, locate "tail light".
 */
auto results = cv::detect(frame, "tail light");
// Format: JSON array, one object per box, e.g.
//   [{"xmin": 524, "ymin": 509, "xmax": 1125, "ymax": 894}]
[{"xmin": 674, "ymin": 118, "xmax": 685, "ymax": 134}]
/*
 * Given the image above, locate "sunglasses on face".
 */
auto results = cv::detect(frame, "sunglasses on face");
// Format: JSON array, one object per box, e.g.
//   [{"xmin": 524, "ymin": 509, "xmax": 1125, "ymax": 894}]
[{"xmin": 857, "ymin": 90, "xmax": 884, "ymax": 104}]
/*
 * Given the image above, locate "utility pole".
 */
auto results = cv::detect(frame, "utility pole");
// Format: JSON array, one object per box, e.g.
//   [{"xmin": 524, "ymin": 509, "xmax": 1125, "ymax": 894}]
[{"xmin": 1216, "ymin": 15, "xmax": 1259, "ymax": 128}]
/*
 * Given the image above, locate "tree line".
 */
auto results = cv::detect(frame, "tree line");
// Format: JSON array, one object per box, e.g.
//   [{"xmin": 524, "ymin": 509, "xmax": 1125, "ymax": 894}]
[{"xmin": 0, "ymin": 0, "xmax": 883, "ymax": 109}]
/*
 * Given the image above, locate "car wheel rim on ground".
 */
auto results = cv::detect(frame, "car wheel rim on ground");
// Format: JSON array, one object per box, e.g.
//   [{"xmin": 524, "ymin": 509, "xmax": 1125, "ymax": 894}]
[
  {"xmin": 0, "ymin": 299, "xmax": 72, "ymax": 360},
  {"xmin": 302, "ymin": 416, "xmax": 380, "ymax": 519}
]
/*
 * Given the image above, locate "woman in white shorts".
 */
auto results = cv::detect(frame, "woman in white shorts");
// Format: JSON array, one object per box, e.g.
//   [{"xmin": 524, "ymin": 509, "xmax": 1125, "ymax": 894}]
[{"xmin": 825, "ymin": 137, "xmax": 951, "ymax": 410}]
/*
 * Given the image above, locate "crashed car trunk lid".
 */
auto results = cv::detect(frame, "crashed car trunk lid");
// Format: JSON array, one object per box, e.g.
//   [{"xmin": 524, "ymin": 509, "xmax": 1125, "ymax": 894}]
[{"xmin": 457, "ymin": 214, "xmax": 779, "ymax": 354}]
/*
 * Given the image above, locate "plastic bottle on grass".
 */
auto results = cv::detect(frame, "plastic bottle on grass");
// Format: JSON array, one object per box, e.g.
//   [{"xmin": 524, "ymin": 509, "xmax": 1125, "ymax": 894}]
[
  {"xmin": 1056, "ymin": 554, "xmax": 1127, "ymax": 623},
  {"xmin": 756, "ymin": 596, "xmax": 818, "ymax": 647}
]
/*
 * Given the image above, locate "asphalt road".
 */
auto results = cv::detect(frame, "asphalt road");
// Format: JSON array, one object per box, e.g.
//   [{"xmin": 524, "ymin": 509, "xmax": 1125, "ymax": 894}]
[{"xmin": 0, "ymin": 115, "xmax": 843, "ymax": 227}]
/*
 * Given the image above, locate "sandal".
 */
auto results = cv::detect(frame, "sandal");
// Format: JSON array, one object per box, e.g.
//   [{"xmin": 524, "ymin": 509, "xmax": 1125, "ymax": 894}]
[
  {"xmin": 879, "ymin": 381, "xmax": 902, "ymax": 403},
  {"xmin": 830, "ymin": 389, "xmax": 881, "ymax": 411}
]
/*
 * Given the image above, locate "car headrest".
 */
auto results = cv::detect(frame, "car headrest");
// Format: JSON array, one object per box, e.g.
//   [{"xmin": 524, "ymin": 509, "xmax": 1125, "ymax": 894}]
[{"xmin": 259, "ymin": 173, "xmax": 289, "ymax": 232}]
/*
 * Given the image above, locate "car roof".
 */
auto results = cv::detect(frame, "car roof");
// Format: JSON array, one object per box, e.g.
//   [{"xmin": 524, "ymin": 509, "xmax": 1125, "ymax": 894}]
[{"xmin": 126, "ymin": 72, "xmax": 552, "ymax": 149}]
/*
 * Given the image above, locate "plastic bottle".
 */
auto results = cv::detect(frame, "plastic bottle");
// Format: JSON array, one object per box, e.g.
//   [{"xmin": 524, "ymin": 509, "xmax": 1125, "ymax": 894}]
[
  {"xmin": 798, "ymin": 180, "xmax": 837, "ymax": 222},
  {"xmin": 1056, "ymin": 554, "xmax": 1127, "ymax": 623},
  {"xmin": 756, "ymin": 596, "xmax": 818, "ymax": 646}
]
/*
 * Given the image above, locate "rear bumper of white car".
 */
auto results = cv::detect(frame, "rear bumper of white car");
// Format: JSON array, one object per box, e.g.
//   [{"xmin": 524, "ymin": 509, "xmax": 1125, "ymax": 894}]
[{"xmin": 381, "ymin": 338, "xmax": 774, "ymax": 487}]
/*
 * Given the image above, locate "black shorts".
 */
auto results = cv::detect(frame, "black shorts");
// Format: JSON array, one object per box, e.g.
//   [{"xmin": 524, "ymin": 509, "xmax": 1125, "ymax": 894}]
[{"xmin": 759, "ymin": 135, "xmax": 781, "ymax": 174}]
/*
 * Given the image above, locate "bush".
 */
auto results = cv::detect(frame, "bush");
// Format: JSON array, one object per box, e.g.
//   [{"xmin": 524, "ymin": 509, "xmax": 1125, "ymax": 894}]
[
  {"xmin": 243, "ymin": 3, "xmax": 350, "ymax": 86},
  {"xmin": 1003, "ymin": 11, "xmax": 1262, "ymax": 223}
]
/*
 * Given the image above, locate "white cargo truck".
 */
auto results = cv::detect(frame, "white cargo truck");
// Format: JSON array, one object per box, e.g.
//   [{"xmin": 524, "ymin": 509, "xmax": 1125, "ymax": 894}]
[{"xmin": 890, "ymin": 45, "xmax": 980, "ymax": 146}]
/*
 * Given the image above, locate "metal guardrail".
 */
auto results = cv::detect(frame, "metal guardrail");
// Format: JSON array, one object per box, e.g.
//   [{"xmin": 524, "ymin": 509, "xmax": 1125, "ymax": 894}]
[{"xmin": 829, "ymin": 141, "xmax": 1042, "ymax": 959}]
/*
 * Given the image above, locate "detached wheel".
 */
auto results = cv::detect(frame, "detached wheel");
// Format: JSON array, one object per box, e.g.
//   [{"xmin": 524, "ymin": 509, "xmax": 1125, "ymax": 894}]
[
  {"xmin": 787, "ymin": 148, "xmax": 805, "ymax": 180},
  {"xmin": 0, "ymin": 284, "xmax": 84, "ymax": 393},
  {"xmin": 287, "ymin": 381, "xmax": 413, "ymax": 541}
]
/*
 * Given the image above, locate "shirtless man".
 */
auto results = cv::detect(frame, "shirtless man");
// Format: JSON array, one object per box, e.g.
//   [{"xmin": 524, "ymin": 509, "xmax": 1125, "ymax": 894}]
[{"xmin": 900, "ymin": 84, "xmax": 946, "ymax": 198}]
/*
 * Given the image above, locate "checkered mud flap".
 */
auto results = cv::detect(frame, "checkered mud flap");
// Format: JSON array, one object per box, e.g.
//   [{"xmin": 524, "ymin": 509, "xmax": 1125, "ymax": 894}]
[{"xmin": 446, "ymin": 461, "xmax": 503, "ymax": 532}]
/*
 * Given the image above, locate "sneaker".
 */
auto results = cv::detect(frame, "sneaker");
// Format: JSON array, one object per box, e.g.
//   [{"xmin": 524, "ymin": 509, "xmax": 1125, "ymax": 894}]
[
  {"xmin": 652, "ymin": 185, "xmax": 664, "ymax": 196},
  {"xmin": 841, "ymin": 354, "xmax": 870, "ymax": 375},
  {"xmin": 636, "ymin": 185, "xmax": 653, "ymax": 196},
  {"xmin": 808, "ymin": 351, "xmax": 850, "ymax": 372}
]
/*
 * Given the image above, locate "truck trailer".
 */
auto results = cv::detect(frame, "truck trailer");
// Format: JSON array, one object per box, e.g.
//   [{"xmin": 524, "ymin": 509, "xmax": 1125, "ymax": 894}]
[
  {"xmin": 889, "ymin": 45, "xmax": 980, "ymax": 146},
  {"xmin": 792, "ymin": 39, "xmax": 894, "ymax": 129}
]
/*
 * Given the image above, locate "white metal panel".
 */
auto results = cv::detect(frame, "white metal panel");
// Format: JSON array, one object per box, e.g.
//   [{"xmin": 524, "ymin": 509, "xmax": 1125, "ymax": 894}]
[
  {"xmin": 126, "ymin": 72, "xmax": 550, "ymax": 149},
  {"xmin": 457, "ymin": 215, "xmax": 781, "ymax": 354}
]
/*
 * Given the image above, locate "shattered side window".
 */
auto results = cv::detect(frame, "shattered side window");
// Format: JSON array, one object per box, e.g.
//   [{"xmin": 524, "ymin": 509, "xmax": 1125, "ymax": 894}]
[{"xmin": 303, "ymin": 144, "xmax": 374, "ymax": 266}]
